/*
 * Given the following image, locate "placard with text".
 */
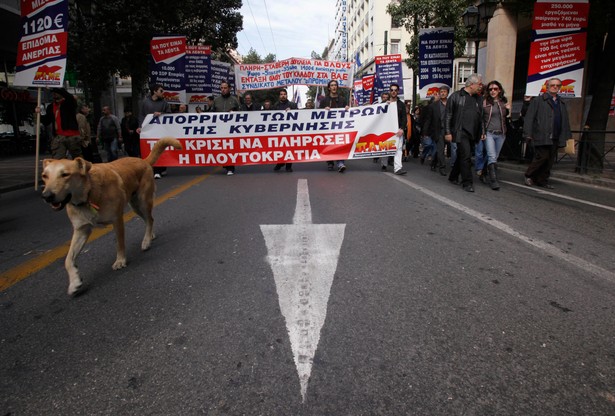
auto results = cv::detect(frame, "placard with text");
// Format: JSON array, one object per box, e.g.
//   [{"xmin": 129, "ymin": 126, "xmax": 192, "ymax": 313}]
[{"xmin": 14, "ymin": 0, "xmax": 68, "ymax": 87}]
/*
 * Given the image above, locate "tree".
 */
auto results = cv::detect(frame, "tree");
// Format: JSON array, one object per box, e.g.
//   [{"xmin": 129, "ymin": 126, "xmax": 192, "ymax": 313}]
[
  {"xmin": 387, "ymin": 0, "xmax": 471, "ymax": 103},
  {"xmin": 387, "ymin": 0, "xmax": 471, "ymax": 73},
  {"xmin": 68, "ymin": 0, "xmax": 243, "ymax": 113}
]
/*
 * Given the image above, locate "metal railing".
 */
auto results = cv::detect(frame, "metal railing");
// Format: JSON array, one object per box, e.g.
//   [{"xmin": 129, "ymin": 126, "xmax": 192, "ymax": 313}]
[
  {"xmin": 500, "ymin": 124, "xmax": 615, "ymax": 176},
  {"xmin": 574, "ymin": 129, "xmax": 615, "ymax": 175}
]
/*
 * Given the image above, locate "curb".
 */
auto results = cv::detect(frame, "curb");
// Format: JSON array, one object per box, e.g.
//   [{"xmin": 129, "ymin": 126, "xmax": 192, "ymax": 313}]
[{"xmin": 498, "ymin": 162, "xmax": 615, "ymax": 190}]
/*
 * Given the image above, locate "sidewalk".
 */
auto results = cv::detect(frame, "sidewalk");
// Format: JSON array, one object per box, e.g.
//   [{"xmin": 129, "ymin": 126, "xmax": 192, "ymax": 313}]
[
  {"xmin": 0, "ymin": 153, "xmax": 42, "ymax": 194},
  {"xmin": 2, "ymin": 151, "xmax": 615, "ymax": 194},
  {"xmin": 499, "ymin": 157, "xmax": 615, "ymax": 189}
]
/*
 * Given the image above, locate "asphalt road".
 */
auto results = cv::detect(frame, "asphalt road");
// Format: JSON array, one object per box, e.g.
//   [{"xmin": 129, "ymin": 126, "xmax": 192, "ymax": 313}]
[{"xmin": 1, "ymin": 160, "xmax": 615, "ymax": 415}]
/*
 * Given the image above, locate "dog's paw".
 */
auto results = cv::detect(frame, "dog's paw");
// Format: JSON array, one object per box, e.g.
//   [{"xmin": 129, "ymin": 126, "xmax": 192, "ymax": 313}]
[
  {"xmin": 112, "ymin": 259, "xmax": 127, "ymax": 270},
  {"xmin": 67, "ymin": 281, "xmax": 82, "ymax": 296},
  {"xmin": 141, "ymin": 239, "xmax": 151, "ymax": 251}
]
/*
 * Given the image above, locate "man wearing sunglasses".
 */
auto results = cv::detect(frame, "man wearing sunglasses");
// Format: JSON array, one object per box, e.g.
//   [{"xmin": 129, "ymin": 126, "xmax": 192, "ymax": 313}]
[
  {"xmin": 383, "ymin": 83, "xmax": 408, "ymax": 175},
  {"xmin": 522, "ymin": 77, "xmax": 571, "ymax": 189}
]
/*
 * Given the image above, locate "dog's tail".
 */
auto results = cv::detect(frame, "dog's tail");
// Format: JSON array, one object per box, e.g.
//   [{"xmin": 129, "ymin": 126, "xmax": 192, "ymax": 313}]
[{"xmin": 144, "ymin": 138, "xmax": 183, "ymax": 166}]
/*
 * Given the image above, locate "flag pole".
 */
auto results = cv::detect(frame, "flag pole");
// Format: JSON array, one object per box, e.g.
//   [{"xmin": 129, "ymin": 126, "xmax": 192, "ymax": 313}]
[{"xmin": 34, "ymin": 87, "xmax": 41, "ymax": 191}]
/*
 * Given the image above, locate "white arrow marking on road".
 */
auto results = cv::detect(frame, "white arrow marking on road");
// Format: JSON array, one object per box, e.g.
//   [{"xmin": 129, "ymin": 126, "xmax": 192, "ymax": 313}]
[{"xmin": 260, "ymin": 179, "xmax": 346, "ymax": 402}]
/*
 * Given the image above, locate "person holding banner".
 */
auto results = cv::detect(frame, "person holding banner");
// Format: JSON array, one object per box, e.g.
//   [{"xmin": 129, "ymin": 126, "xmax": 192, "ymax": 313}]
[
  {"xmin": 38, "ymin": 88, "xmax": 82, "ymax": 160},
  {"xmin": 444, "ymin": 74, "xmax": 484, "ymax": 193},
  {"xmin": 319, "ymin": 80, "xmax": 349, "ymax": 173},
  {"xmin": 211, "ymin": 81, "xmax": 240, "ymax": 175},
  {"xmin": 384, "ymin": 83, "xmax": 407, "ymax": 176},
  {"xmin": 273, "ymin": 89, "xmax": 298, "ymax": 172},
  {"xmin": 523, "ymin": 78, "xmax": 571, "ymax": 189},
  {"xmin": 240, "ymin": 93, "xmax": 259, "ymax": 112},
  {"xmin": 138, "ymin": 83, "xmax": 171, "ymax": 179}
]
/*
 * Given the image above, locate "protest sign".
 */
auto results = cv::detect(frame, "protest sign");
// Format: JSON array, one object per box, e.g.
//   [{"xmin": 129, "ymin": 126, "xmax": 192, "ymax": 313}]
[
  {"xmin": 418, "ymin": 28, "xmax": 454, "ymax": 99},
  {"xmin": 235, "ymin": 58, "xmax": 354, "ymax": 91},
  {"xmin": 14, "ymin": 0, "xmax": 68, "ymax": 87},
  {"xmin": 374, "ymin": 54, "xmax": 404, "ymax": 99},
  {"xmin": 211, "ymin": 60, "xmax": 233, "ymax": 96},
  {"xmin": 149, "ymin": 35, "xmax": 186, "ymax": 104},
  {"xmin": 526, "ymin": 0, "xmax": 590, "ymax": 97},
  {"xmin": 353, "ymin": 75, "xmax": 375, "ymax": 106},
  {"xmin": 186, "ymin": 45, "xmax": 212, "ymax": 105},
  {"xmin": 139, "ymin": 104, "xmax": 398, "ymax": 166}
]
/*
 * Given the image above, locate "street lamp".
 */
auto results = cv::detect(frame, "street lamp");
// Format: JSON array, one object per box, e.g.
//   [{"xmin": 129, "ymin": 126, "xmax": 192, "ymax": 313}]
[{"xmin": 462, "ymin": 0, "xmax": 498, "ymax": 73}]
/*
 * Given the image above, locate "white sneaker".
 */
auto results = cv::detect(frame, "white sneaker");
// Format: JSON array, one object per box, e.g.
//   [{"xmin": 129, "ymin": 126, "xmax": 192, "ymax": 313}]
[
  {"xmin": 154, "ymin": 173, "xmax": 162, "ymax": 179},
  {"xmin": 227, "ymin": 171, "xmax": 234, "ymax": 176}
]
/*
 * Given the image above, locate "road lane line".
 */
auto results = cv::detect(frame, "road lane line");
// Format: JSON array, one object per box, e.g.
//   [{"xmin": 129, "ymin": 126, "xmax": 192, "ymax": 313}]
[
  {"xmin": 260, "ymin": 179, "xmax": 345, "ymax": 402},
  {"xmin": 390, "ymin": 174, "xmax": 615, "ymax": 284},
  {"xmin": 0, "ymin": 172, "xmax": 214, "ymax": 292},
  {"xmin": 501, "ymin": 180, "xmax": 615, "ymax": 212}
]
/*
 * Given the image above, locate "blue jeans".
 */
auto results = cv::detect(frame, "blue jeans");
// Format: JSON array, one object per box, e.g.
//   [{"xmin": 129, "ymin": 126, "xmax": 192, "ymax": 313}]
[
  {"xmin": 485, "ymin": 132, "xmax": 505, "ymax": 165},
  {"xmin": 475, "ymin": 139, "xmax": 486, "ymax": 173},
  {"xmin": 421, "ymin": 136, "xmax": 435, "ymax": 159},
  {"xmin": 103, "ymin": 138, "xmax": 119, "ymax": 162},
  {"xmin": 449, "ymin": 142, "xmax": 457, "ymax": 167}
]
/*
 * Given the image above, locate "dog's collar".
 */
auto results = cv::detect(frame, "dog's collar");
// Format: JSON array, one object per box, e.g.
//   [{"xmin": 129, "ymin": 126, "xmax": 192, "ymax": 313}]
[{"xmin": 72, "ymin": 200, "xmax": 100, "ymax": 213}]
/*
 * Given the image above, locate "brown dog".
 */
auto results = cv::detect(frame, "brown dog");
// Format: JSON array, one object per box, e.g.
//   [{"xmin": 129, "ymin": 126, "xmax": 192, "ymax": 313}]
[{"xmin": 41, "ymin": 138, "xmax": 182, "ymax": 295}]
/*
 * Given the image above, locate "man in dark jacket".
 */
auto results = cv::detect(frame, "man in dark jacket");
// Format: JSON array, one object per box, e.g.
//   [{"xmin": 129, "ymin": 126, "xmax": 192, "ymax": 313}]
[
  {"xmin": 40, "ymin": 88, "xmax": 82, "ymax": 159},
  {"xmin": 97, "ymin": 106, "xmax": 122, "ymax": 162},
  {"xmin": 240, "ymin": 93, "xmax": 259, "ymax": 112},
  {"xmin": 273, "ymin": 88, "xmax": 298, "ymax": 172},
  {"xmin": 138, "ymin": 83, "xmax": 171, "ymax": 178},
  {"xmin": 444, "ymin": 74, "xmax": 484, "ymax": 192},
  {"xmin": 523, "ymin": 77, "xmax": 571, "ymax": 189},
  {"xmin": 422, "ymin": 85, "xmax": 449, "ymax": 175},
  {"xmin": 121, "ymin": 110, "xmax": 140, "ymax": 157}
]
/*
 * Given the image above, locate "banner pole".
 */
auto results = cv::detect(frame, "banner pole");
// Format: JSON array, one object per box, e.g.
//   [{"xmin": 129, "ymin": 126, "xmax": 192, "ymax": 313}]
[{"xmin": 34, "ymin": 87, "xmax": 41, "ymax": 191}]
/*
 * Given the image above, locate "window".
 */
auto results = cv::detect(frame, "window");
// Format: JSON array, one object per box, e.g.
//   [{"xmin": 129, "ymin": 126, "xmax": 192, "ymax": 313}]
[
  {"xmin": 390, "ymin": 41, "xmax": 400, "ymax": 55},
  {"xmin": 458, "ymin": 62, "xmax": 474, "ymax": 84}
]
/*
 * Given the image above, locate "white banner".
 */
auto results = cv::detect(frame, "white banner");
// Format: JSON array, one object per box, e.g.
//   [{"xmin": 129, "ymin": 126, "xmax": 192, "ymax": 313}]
[
  {"xmin": 139, "ymin": 104, "xmax": 398, "ymax": 166},
  {"xmin": 235, "ymin": 57, "xmax": 354, "ymax": 91}
]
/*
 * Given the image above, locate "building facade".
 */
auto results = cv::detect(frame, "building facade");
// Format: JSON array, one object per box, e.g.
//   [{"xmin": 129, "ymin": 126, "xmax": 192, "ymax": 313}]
[{"xmin": 334, "ymin": 0, "xmax": 415, "ymax": 101}]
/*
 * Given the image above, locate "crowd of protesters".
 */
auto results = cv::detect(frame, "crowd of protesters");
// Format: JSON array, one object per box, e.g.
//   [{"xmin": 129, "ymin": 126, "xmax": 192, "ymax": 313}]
[{"xmin": 38, "ymin": 73, "xmax": 571, "ymax": 191}]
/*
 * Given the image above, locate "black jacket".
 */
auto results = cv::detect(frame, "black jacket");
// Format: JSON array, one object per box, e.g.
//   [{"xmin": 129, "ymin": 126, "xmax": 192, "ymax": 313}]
[
  {"xmin": 422, "ymin": 100, "xmax": 446, "ymax": 140},
  {"xmin": 273, "ymin": 100, "xmax": 297, "ymax": 111},
  {"xmin": 319, "ymin": 95, "xmax": 346, "ymax": 109},
  {"xmin": 523, "ymin": 93, "xmax": 571, "ymax": 147},
  {"xmin": 444, "ymin": 88, "xmax": 483, "ymax": 142},
  {"xmin": 392, "ymin": 98, "xmax": 407, "ymax": 134}
]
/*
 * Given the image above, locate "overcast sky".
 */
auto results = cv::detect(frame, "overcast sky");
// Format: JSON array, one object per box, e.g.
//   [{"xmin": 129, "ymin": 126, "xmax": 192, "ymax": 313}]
[{"xmin": 237, "ymin": 0, "xmax": 336, "ymax": 61}]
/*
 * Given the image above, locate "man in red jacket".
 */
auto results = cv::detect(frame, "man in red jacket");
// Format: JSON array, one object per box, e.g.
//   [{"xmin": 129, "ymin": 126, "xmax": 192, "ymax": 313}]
[{"xmin": 39, "ymin": 88, "xmax": 82, "ymax": 159}]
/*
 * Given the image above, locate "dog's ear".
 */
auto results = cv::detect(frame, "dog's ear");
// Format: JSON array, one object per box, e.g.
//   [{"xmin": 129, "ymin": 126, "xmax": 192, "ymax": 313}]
[
  {"xmin": 74, "ymin": 157, "xmax": 92, "ymax": 175},
  {"xmin": 42, "ymin": 159, "xmax": 53, "ymax": 168}
]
